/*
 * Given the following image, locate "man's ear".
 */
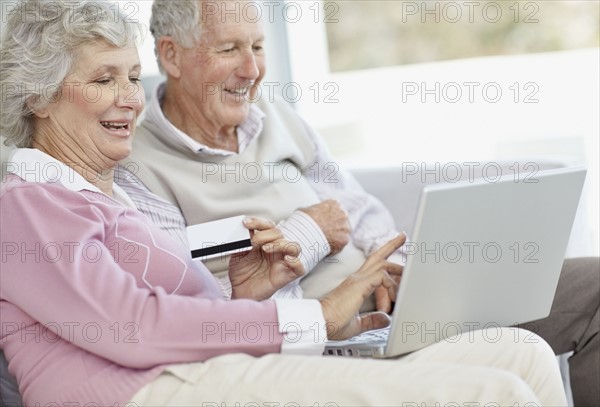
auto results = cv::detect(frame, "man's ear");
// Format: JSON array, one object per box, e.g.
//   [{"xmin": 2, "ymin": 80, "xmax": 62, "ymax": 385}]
[{"xmin": 157, "ymin": 37, "xmax": 182, "ymax": 79}]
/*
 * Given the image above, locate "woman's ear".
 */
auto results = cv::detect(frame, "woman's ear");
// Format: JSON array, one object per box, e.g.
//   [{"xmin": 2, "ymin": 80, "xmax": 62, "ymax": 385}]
[
  {"xmin": 26, "ymin": 97, "xmax": 49, "ymax": 119},
  {"xmin": 157, "ymin": 37, "xmax": 182, "ymax": 79}
]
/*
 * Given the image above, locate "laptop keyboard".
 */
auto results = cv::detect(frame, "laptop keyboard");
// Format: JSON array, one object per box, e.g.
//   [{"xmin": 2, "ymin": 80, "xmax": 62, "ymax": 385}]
[
  {"xmin": 344, "ymin": 327, "xmax": 390, "ymax": 343},
  {"xmin": 323, "ymin": 328, "xmax": 390, "ymax": 357}
]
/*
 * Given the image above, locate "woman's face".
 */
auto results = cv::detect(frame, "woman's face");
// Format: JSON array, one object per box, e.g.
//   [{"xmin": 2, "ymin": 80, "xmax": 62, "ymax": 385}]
[{"xmin": 39, "ymin": 40, "xmax": 144, "ymax": 167}]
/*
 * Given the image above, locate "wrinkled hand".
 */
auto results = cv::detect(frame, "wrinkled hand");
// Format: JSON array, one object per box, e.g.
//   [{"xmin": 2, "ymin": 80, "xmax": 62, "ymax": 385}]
[
  {"xmin": 228, "ymin": 217, "xmax": 305, "ymax": 300},
  {"xmin": 319, "ymin": 233, "xmax": 407, "ymax": 340},
  {"xmin": 375, "ymin": 273, "xmax": 402, "ymax": 313},
  {"xmin": 299, "ymin": 199, "xmax": 351, "ymax": 256}
]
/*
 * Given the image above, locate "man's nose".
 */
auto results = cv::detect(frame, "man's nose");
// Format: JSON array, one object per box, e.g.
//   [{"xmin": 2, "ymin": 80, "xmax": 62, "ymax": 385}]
[{"xmin": 239, "ymin": 51, "xmax": 260, "ymax": 79}]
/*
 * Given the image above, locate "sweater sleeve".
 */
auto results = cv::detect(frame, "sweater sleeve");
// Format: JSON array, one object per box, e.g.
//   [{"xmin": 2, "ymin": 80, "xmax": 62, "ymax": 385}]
[
  {"xmin": 0, "ymin": 182, "xmax": 305, "ymax": 368},
  {"xmin": 296, "ymin": 117, "xmax": 404, "ymax": 256}
]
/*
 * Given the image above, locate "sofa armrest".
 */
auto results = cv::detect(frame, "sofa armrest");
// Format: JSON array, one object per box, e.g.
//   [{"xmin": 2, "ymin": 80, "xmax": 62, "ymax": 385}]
[{"xmin": 349, "ymin": 166, "xmax": 423, "ymax": 236}]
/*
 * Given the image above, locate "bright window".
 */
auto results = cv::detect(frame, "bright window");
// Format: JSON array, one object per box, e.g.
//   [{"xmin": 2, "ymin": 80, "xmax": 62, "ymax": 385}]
[{"xmin": 326, "ymin": 1, "xmax": 599, "ymax": 71}]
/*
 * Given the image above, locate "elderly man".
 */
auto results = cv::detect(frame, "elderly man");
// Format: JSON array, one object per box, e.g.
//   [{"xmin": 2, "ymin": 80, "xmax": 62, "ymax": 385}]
[
  {"xmin": 119, "ymin": 0, "xmax": 400, "ymax": 308},
  {"xmin": 117, "ymin": 0, "xmax": 599, "ymax": 405}
]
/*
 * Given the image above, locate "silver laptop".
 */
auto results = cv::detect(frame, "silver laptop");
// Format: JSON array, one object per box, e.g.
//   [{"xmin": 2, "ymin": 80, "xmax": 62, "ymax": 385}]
[{"xmin": 324, "ymin": 167, "xmax": 587, "ymax": 358}]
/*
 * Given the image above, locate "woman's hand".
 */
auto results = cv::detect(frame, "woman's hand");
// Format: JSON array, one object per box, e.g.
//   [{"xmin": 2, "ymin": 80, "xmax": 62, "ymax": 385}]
[
  {"xmin": 374, "ymin": 273, "xmax": 402, "ymax": 313},
  {"xmin": 319, "ymin": 233, "xmax": 407, "ymax": 340},
  {"xmin": 228, "ymin": 217, "xmax": 305, "ymax": 300}
]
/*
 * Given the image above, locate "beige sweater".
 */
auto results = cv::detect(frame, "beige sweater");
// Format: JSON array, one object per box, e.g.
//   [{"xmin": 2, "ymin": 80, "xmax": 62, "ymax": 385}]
[
  {"xmin": 123, "ymin": 97, "xmax": 367, "ymax": 298},
  {"xmin": 128, "ymin": 98, "xmax": 320, "ymax": 225}
]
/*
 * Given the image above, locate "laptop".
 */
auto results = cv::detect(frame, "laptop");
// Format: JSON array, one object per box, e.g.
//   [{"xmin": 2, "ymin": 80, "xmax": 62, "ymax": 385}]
[{"xmin": 324, "ymin": 167, "xmax": 587, "ymax": 358}]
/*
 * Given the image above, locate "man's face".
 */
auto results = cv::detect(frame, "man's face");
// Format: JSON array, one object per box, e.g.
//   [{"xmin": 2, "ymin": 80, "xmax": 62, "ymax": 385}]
[{"xmin": 177, "ymin": 1, "xmax": 266, "ymax": 130}]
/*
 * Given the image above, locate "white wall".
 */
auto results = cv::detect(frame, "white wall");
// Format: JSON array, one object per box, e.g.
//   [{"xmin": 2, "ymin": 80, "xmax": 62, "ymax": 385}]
[{"xmin": 296, "ymin": 48, "xmax": 600, "ymax": 256}]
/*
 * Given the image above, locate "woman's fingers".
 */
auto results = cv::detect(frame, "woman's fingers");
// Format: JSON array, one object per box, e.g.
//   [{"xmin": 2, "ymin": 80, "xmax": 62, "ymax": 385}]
[
  {"xmin": 374, "ymin": 266, "xmax": 402, "ymax": 312},
  {"xmin": 360, "ymin": 312, "xmax": 392, "ymax": 333},
  {"xmin": 262, "ymin": 239, "xmax": 301, "ymax": 257},
  {"xmin": 329, "ymin": 312, "xmax": 392, "ymax": 340},
  {"xmin": 265, "ymin": 240, "xmax": 304, "ymax": 277},
  {"xmin": 284, "ymin": 253, "xmax": 306, "ymax": 277},
  {"xmin": 372, "ymin": 233, "xmax": 407, "ymax": 260},
  {"xmin": 280, "ymin": 241, "xmax": 301, "ymax": 257},
  {"xmin": 243, "ymin": 216, "xmax": 277, "ymax": 231},
  {"xmin": 252, "ymin": 230, "xmax": 284, "ymax": 247},
  {"xmin": 384, "ymin": 261, "xmax": 404, "ymax": 276},
  {"xmin": 375, "ymin": 286, "xmax": 393, "ymax": 313},
  {"xmin": 319, "ymin": 234, "xmax": 407, "ymax": 341},
  {"xmin": 245, "ymin": 217, "xmax": 284, "ymax": 247}
]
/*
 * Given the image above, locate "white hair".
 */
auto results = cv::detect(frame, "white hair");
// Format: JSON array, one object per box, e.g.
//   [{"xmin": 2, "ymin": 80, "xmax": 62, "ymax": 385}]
[
  {"xmin": 1, "ymin": 0, "xmax": 143, "ymax": 147},
  {"xmin": 149, "ymin": 0, "xmax": 203, "ymax": 73}
]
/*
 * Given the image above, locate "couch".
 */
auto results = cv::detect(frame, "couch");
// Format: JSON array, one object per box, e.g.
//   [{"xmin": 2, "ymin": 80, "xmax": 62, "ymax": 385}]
[{"xmin": 1, "ymin": 144, "xmax": 584, "ymax": 404}]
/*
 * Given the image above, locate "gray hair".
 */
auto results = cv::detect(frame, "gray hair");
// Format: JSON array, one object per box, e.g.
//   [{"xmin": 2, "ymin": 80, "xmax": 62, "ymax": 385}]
[
  {"xmin": 149, "ymin": 0, "xmax": 203, "ymax": 73},
  {"xmin": 0, "ymin": 0, "xmax": 143, "ymax": 148}
]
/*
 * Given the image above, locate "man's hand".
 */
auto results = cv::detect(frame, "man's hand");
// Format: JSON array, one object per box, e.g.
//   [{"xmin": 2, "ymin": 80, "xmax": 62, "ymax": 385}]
[
  {"xmin": 319, "ymin": 233, "xmax": 406, "ymax": 340},
  {"xmin": 228, "ymin": 217, "xmax": 305, "ymax": 300},
  {"xmin": 299, "ymin": 199, "xmax": 351, "ymax": 256}
]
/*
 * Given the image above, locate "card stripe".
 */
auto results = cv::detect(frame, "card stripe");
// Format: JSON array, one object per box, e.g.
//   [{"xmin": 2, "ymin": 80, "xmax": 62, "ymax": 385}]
[{"xmin": 190, "ymin": 239, "xmax": 253, "ymax": 259}]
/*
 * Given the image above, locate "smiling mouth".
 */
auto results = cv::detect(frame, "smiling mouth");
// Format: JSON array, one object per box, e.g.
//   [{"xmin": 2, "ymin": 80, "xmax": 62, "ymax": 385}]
[
  {"xmin": 225, "ymin": 87, "xmax": 250, "ymax": 96},
  {"xmin": 100, "ymin": 121, "xmax": 129, "ymax": 130},
  {"xmin": 224, "ymin": 82, "xmax": 256, "ymax": 97}
]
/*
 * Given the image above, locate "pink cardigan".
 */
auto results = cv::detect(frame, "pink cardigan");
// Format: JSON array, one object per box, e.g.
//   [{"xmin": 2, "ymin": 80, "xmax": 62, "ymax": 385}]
[{"xmin": 0, "ymin": 174, "xmax": 284, "ymax": 405}]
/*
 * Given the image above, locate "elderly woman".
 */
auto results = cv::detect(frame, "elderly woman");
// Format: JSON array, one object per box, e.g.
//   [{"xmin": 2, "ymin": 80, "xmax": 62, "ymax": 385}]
[{"xmin": 0, "ymin": 1, "xmax": 568, "ymax": 406}]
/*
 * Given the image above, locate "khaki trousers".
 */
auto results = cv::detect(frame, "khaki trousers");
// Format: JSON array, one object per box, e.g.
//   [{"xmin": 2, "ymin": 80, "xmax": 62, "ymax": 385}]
[
  {"xmin": 130, "ymin": 328, "xmax": 567, "ymax": 407},
  {"xmin": 300, "ymin": 256, "xmax": 600, "ymax": 406},
  {"xmin": 519, "ymin": 257, "xmax": 600, "ymax": 407}
]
